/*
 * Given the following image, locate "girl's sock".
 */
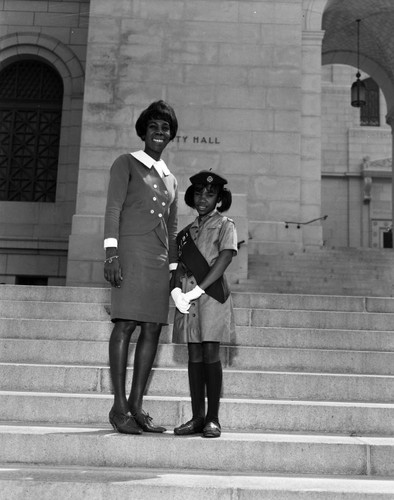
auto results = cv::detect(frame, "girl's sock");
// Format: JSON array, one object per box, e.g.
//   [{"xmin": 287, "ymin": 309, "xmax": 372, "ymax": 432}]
[
  {"xmin": 204, "ymin": 360, "xmax": 222, "ymax": 424},
  {"xmin": 188, "ymin": 360, "xmax": 205, "ymax": 420}
]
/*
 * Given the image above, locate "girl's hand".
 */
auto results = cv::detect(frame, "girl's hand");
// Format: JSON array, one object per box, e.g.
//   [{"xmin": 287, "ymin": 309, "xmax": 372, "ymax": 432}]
[
  {"xmin": 184, "ymin": 285, "xmax": 205, "ymax": 301},
  {"xmin": 104, "ymin": 256, "xmax": 123, "ymax": 288}
]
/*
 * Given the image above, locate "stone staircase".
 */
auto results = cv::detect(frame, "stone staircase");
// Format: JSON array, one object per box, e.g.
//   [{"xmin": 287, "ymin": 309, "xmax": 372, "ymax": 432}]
[
  {"xmin": 1, "ymin": 284, "xmax": 394, "ymax": 498},
  {"xmin": 234, "ymin": 247, "xmax": 394, "ymax": 297}
]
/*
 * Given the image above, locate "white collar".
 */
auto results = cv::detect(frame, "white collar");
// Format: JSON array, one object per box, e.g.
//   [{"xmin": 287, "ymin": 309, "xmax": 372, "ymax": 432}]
[{"xmin": 131, "ymin": 150, "xmax": 170, "ymax": 177}]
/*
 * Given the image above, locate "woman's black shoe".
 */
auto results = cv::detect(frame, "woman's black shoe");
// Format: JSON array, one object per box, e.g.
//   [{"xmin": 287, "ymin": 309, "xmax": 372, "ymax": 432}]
[
  {"xmin": 109, "ymin": 408, "xmax": 142, "ymax": 434},
  {"xmin": 132, "ymin": 410, "xmax": 167, "ymax": 433},
  {"xmin": 174, "ymin": 417, "xmax": 205, "ymax": 435},
  {"xmin": 202, "ymin": 421, "xmax": 221, "ymax": 438}
]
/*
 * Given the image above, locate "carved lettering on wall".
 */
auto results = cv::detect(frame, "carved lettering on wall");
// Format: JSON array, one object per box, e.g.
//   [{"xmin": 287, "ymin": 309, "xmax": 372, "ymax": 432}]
[{"xmin": 174, "ymin": 136, "xmax": 220, "ymax": 145}]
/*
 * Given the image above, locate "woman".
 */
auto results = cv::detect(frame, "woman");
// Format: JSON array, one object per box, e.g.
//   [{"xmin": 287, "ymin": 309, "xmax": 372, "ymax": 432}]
[{"xmin": 104, "ymin": 100, "xmax": 178, "ymax": 434}]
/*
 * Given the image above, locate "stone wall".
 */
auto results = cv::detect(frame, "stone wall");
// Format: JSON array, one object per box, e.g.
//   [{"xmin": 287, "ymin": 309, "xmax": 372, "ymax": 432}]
[
  {"xmin": 0, "ymin": 0, "xmax": 88, "ymax": 284},
  {"xmin": 68, "ymin": 0, "xmax": 326, "ymax": 287}
]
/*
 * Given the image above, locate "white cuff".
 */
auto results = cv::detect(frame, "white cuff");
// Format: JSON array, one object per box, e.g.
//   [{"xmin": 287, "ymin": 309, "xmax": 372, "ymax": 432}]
[{"xmin": 104, "ymin": 238, "xmax": 118, "ymax": 249}]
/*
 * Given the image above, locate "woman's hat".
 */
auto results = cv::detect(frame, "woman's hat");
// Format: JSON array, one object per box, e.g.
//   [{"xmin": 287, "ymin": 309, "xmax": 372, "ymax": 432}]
[{"xmin": 189, "ymin": 170, "xmax": 227, "ymax": 186}]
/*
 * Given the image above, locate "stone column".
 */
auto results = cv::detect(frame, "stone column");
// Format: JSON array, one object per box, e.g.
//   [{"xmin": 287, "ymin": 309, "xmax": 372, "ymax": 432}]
[
  {"xmin": 66, "ymin": 0, "xmax": 124, "ymax": 287},
  {"xmin": 300, "ymin": 30, "xmax": 325, "ymax": 247}
]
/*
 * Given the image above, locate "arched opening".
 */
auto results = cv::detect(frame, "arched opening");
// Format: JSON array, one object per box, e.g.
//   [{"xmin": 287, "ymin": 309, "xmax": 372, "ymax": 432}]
[
  {"xmin": 0, "ymin": 59, "xmax": 63, "ymax": 202},
  {"xmin": 360, "ymin": 77, "xmax": 380, "ymax": 127}
]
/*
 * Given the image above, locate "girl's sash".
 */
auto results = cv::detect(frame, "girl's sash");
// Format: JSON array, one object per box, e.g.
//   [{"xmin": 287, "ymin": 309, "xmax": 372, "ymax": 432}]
[{"xmin": 176, "ymin": 226, "xmax": 229, "ymax": 304}]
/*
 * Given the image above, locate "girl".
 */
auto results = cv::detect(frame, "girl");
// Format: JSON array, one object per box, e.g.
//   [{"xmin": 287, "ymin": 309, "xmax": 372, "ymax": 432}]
[
  {"xmin": 171, "ymin": 170, "xmax": 237, "ymax": 438},
  {"xmin": 104, "ymin": 100, "xmax": 178, "ymax": 434}
]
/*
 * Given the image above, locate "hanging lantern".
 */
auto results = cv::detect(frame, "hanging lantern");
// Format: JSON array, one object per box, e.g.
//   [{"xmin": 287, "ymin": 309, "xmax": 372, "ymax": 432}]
[
  {"xmin": 351, "ymin": 72, "xmax": 366, "ymax": 107},
  {"xmin": 350, "ymin": 20, "xmax": 366, "ymax": 108}
]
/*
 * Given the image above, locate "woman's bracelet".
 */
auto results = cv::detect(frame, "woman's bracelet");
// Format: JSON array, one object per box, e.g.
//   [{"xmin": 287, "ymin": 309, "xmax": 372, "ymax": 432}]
[{"xmin": 104, "ymin": 255, "xmax": 119, "ymax": 264}]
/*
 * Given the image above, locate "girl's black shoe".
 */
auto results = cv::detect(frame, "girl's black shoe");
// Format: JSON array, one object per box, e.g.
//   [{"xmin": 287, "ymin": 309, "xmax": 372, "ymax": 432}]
[
  {"xmin": 202, "ymin": 421, "xmax": 221, "ymax": 438},
  {"xmin": 174, "ymin": 417, "xmax": 205, "ymax": 435},
  {"xmin": 109, "ymin": 408, "xmax": 142, "ymax": 434}
]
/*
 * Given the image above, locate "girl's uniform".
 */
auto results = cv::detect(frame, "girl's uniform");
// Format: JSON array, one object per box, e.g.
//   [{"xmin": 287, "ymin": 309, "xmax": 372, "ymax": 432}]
[{"xmin": 172, "ymin": 209, "xmax": 238, "ymax": 344}]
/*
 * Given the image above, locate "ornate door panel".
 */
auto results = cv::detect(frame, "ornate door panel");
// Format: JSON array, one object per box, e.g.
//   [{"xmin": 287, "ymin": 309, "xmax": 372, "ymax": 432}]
[{"xmin": 0, "ymin": 60, "xmax": 63, "ymax": 202}]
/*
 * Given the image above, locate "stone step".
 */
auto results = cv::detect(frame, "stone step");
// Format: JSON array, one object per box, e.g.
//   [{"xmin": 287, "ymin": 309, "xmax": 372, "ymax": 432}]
[
  {"xmin": 248, "ymin": 247, "xmax": 394, "ymax": 262},
  {"xmin": 0, "ymin": 317, "xmax": 114, "ymax": 341},
  {"xmin": 238, "ymin": 275, "xmax": 388, "ymax": 288},
  {"xmin": 234, "ymin": 281, "xmax": 392, "ymax": 295},
  {"xmin": 2, "ymin": 391, "xmax": 394, "ymax": 436},
  {"xmin": 2, "ymin": 363, "xmax": 394, "ymax": 402},
  {"xmin": 248, "ymin": 309, "xmax": 394, "ymax": 331},
  {"xmin": 234, "ymin": 293, "xmax": 370, "ymax": 312},
  {"xmin": 248, "ymin": 268, "xmax": 393, "ymax": 278},
  {"xmin": 234, "ymin": 326, "xmax": 394, "ymax": 351},
  {"xmin": 0, "ymin": 299, "xmax": 111, "ymax": 321},
  {"xmin": 4, "ymin": 283, "xmax": 394, "ymax": 312},
  {"xmin": 3, "ymin": 289, "xmax": 394, "ymax": 324},
  {"xmin": 246, "ymin": 268, "xmax": 392, "ymax": 280},
  {"xmin": 4, "ymin": 285, "xmax": 394, "ymax": 312},
  {"xmin": 236, "ymin": 274, "xmax": 391, "ymax": 289},
  {"xmin": 1, "ymin": 424, "xmax": 394, "ymax": 477},
  {"xmin": 234, "ymin": 284, "xmax": 393, "ymax": 299},
  {"xmin": 1, "ymin": 465, "xmax": 394, "ymax": 500},
  {"xmin": 248, "ymin": 256, "xmax": 394, "ymax": 269},
  {"xmin": 3, "ymin": 285, "xmax": 394, "ymax": 499},
  {"xmin": 247, "ymin": 273, "xmax": 393, "ymax": 285},
  {"xmin": 3, "ymin": 338, "xmax": 394, "ymax": 375},
  {"xmin": 0, "ymin": 284, "xmax": 110, "ymax": 303},
  {"xmin": 2, "ymin": 317, "xmax": 394, "ymax": 352},
  {"xmin": 3, "ymin": 300, "xmax": 394, "ymax": 331},
  {"xmin": 244, "ymin": 251, "xmax": 394, "ymax": 297}
]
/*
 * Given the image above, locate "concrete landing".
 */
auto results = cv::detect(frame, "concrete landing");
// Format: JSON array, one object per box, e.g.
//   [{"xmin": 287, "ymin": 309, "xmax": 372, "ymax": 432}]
[{"xmin": 1, "ymin": 465, "xmax": 394, "ymax": 500}]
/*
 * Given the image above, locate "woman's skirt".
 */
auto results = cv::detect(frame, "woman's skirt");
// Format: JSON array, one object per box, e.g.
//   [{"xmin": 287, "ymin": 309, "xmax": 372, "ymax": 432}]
[{"xmin": 110, "ymin": 229, "xmax": 170, "ymax": 324}]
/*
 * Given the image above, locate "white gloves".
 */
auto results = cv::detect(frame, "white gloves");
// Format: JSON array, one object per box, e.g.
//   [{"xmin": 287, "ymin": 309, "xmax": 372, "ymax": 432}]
[
  {"xmin": 171, "ymin": 287, "xmax": 190, "ymax": 314},
  {"xmin": 184, "ymin": 285, "xmax": 205, "ymax": 301},
  {"xmin": 171, "ymin": 286, "xmax": 205, "ymax": 314}
]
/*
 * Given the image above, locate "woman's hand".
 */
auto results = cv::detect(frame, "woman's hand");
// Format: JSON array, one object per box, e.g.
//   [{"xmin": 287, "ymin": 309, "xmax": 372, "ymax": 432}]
[{"xmin": 104, "ymin": 255, "xmax": 123, "ymax": 288}]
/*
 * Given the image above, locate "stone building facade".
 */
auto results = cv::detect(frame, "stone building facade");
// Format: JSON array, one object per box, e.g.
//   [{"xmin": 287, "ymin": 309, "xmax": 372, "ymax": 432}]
[
  {"xmin": 321, "ymin": 64, "xmax": 392, "ymax": 249},
  {"xmin": 0, "ymin": 0, "xmax": 393, "ymax": 287},
  {"xmin": 0, "ymin": 0, "xmax": 89, "ymax": 285}
]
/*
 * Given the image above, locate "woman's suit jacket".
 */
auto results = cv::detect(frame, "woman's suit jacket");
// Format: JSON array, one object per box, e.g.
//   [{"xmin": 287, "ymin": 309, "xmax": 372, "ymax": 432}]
[{"xmin": 104, "ymin": 153, "xmax": 178, "ymax": 265}]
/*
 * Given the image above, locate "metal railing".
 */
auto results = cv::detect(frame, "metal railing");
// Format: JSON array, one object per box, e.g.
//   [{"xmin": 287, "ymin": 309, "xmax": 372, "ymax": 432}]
[{"xmin": 284, "ymin": 215, "xmax": 328, "ymax": 229}]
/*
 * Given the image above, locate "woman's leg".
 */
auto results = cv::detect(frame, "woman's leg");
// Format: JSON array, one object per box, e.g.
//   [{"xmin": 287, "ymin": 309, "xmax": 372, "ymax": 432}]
[
  {"xmin": 128, "ymin": 322, "xmax": 161, "ymax": 412},
  {"xmin": 109, "ymin": 320, "xmax": 137, "ymax": 413},
  {"xmin": 202, "ymin": 341, "xmax": 222, "ymax": 437},
  {"xmin": 128, "ymin": 322, "xmax": 166, "ymax": 432},
  {"xmin": 108, "ymin": 320, "xmax": 142, "ymax": 434}
]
